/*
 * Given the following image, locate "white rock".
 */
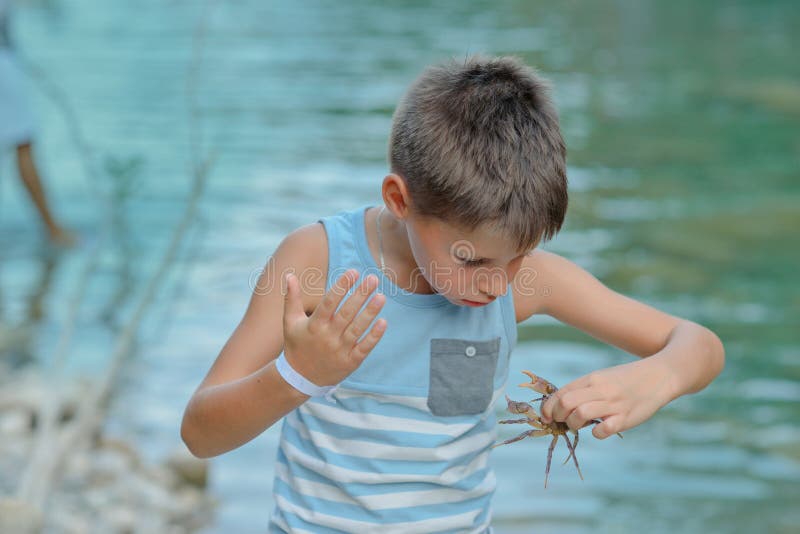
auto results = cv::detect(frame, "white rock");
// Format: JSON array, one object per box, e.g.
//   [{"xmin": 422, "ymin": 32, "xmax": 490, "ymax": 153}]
[
  {"xmin": 0, "ymin": 409, "xmax": 33, "ymax": 435},
  {"xmin": 0, "ymin": 498, "xmax": 43, "ymax": 534},
  {"xmin": 164, "ymin": 447, "xmax": 209, "ymax": 489}
]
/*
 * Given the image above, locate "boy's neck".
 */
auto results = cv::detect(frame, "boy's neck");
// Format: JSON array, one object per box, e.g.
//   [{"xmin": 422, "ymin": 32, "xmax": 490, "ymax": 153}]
[{"xmin": 369, "ymin": 206, "xmax": 436, "ymax": 295}]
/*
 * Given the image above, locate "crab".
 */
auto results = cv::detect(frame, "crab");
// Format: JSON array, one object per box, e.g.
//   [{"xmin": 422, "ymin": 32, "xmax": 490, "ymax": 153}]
[{"xmin": 491, "ymin": 370, "xmax": 623, "ymax": 488}]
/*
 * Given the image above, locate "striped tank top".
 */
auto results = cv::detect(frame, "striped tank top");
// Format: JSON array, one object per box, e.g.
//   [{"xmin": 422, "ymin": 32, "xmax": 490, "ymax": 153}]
[{"xmin": 268, "ymin": 203, "xmax": 518, "ymax": 533}]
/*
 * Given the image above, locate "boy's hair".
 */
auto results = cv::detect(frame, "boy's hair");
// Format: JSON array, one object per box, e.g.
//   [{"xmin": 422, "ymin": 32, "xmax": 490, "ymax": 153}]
[{"xmin": 388, "ymin": 53, "xmax": 568, "ymax": 251}]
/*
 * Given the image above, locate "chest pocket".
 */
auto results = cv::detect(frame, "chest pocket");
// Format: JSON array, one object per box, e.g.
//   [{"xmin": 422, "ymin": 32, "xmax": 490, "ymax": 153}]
[{"xmin": 427, "ymin": 336, "xmax": 501, "ymax": 417}]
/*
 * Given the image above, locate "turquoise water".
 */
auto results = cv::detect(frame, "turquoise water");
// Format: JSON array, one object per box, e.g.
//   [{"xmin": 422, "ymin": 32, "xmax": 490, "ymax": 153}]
[{"xmin": 1, "ymin": 1, "xmax": 798, "ymax": 532}]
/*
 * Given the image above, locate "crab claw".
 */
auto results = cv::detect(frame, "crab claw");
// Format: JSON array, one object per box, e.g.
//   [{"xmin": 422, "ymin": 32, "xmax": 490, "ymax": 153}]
[
  {"xmin": 518, "ymin": 370, "xmax": 558, "ymax": 396},
  {"xmin": 504, "ymin": 394, "xmax": 536, "ymax": 415}
]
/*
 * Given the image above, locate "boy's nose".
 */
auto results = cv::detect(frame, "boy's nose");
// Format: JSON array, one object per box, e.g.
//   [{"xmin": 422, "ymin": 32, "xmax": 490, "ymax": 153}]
[
  {"xmin": 477, "ymin": 268, "xmax": 510, "ymax": 299},
  {"xmin": 478, "ymin": 284, "xmax": 504, "ymax": 300},
  {"xmin": 483, "ymin": 289, "xmax": 502, "ymax": 300},
  {"xmin": 476, "ymin": 280, "xmax": 504, "ymax": 300}
]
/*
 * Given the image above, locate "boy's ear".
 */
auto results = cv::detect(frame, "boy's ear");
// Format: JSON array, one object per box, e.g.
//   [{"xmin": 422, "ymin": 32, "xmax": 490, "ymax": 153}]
[{"xmin": 382, "ymin": 173, "xmax": 413, "ymax": 219}]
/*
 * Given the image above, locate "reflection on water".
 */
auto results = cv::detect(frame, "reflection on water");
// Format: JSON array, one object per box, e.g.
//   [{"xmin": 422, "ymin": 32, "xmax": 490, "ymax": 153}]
[
  {"xmin": 1, "ymin": 0, "xmax": 798, "ymax": 532},
  {"xmin": 0, "ymin": 245, "xmax": 62, "ymax": 367}
]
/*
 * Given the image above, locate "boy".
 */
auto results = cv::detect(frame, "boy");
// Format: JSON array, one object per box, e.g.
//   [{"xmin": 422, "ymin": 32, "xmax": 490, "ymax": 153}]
[{"xmin": 181, "ymin": 54, "xmax": 725, "ymax": 533}]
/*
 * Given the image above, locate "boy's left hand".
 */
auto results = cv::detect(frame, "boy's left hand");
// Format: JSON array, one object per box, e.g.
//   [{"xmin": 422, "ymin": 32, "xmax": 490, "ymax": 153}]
[{"xmin": 539, "ymin": 357, "xmax": 676, "ymax": 439}]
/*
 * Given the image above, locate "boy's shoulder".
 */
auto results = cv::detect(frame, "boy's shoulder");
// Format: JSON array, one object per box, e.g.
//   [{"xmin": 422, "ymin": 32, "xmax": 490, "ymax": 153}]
[
  {"xmin": 512, "ymin": 248, "xmax": 609, "ymax": 322},
  {"xmin": 278, "ymin": 221, "xmax": 329, "ymax": 315},
  {"xmin": 277, "ymin": 204, "xmax": 367, "ymax": 315},
  {"xmin": 511, "ymin": 249, "xmax": 558, "ymax": 323}
]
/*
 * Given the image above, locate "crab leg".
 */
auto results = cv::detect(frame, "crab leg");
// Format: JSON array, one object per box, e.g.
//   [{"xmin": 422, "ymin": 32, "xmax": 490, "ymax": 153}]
[
  {"xmin": 561, "ymin": 433, "xmax": 574, "ymax": 465},
  {"xmin": 528, "ymin": 417, "xmax": 545, "ymax": 429},
  {"xmin": 491, "ymin": 428, "xmax": 549, "ymax": 449},
  {"xmin": 498, "ymin": 418, "xmax": 531, "ymax": 425},
  {"xmin": 544, "ymin": 434, "xmax": 558, "ymax": 489},
  {"xmin": 561, "ymin": 430, "xmax": 584, "ymax": 481},
  {"xmin": 562, "ymin": 430, "xmax": 580, "ymax": 465}
]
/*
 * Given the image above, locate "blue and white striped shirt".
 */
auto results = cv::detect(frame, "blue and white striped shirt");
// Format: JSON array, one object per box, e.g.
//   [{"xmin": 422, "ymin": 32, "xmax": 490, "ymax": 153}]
[{"xmin": 268, "ymin": 204, "xmax": 517, "ymax": 533}]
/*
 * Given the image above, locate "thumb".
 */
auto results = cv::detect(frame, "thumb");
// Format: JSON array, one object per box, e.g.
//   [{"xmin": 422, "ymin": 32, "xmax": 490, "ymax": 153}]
[
  {"xmin": 282, "ymin": 272, "xmax": 305, "ymax": 328},
  {"xmin": 592, "ymin": 414, "xmax": 623, "ymax": 440}
]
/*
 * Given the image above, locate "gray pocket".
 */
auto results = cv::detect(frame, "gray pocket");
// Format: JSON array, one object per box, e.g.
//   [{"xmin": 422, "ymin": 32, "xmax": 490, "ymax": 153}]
[{"xmin": 427, "ymin": 337, "xmax": 501, "ymax": 416}]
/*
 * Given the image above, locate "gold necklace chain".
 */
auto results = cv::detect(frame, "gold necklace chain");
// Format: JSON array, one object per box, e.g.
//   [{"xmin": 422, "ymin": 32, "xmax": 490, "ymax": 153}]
[{"xmin": 376, "ymin": 205, "xmax": 385, "ymax": 273}]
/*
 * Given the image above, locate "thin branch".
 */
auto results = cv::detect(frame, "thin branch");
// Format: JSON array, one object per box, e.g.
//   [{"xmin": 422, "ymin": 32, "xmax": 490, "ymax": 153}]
[{"xmin": 12, "ymin": 0, "xmax": 219, "ymax": 512}]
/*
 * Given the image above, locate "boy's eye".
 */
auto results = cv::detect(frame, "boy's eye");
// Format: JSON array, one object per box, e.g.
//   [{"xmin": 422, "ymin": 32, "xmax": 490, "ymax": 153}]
[{"xmin": 460, "ymin": 258, "xmax": 486, "ymax": 267}]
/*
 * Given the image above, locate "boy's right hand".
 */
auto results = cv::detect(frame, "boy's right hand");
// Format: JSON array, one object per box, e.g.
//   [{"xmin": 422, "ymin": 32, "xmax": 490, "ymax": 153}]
[{"xmin": 282, "ymin": 269, "xmax": 387, "ymax": 387}]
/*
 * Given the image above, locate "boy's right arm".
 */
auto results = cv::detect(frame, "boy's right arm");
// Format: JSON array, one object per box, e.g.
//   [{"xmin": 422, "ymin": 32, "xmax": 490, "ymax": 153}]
[{"xmin": 180, "ymin": 223, "xmax": 386, "ymax": 458}]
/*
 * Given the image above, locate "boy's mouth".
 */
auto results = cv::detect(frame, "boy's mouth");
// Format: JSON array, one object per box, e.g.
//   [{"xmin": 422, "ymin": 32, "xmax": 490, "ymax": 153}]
[{"xmin": 461, "ymin": 298, "xmax": 491, "ymax": 307}]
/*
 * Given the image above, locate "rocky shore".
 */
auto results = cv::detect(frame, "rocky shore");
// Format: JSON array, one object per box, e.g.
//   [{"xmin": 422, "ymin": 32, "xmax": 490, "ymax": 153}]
[{"xmin": 0, "ymin": 366, "xmax": 215, "ymax": 533}]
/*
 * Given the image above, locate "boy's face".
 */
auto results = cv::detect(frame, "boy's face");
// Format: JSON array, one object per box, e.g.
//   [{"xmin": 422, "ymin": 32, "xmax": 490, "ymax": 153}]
[{"xmin": 404, "ymin": 214, "xmax": 534, "ymax": 306}]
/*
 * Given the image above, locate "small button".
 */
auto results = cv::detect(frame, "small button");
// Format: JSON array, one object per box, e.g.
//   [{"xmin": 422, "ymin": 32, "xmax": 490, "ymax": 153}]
[{"xmin": 465, "ymin": 345, "xmax": 477, "ymax": 357}]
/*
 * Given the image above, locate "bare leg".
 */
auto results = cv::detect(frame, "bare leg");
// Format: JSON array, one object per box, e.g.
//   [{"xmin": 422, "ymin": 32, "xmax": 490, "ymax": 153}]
[
  {"xmin": 16, "ymin": 142, "xmax": 58, "ymax": 230},
  {"xmin": 15, "ymin": 142, "xmax": 76, "ymax": 246}
]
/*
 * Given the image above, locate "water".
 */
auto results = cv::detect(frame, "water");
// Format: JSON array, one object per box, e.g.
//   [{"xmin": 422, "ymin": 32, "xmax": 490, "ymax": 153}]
[{"xmin": 1, "ymin": 0, "xmax": 798, "ymax": 532}]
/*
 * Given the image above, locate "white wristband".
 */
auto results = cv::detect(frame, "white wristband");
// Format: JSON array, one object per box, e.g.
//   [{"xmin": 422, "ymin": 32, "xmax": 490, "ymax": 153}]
[{"xmin": 275, "ymin": 352, "xmax": 338, "ymax": 402}]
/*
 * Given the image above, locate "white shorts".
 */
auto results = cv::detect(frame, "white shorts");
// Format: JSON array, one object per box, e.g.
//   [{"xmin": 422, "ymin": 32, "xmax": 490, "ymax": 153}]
[{"xmin": 0, "ymin": 48, "xmax": 36, "ymax": 148}]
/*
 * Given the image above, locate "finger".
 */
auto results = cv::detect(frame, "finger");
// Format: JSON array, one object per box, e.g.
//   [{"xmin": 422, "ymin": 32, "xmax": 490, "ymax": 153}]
[
  {"xmin": 331, "ymin": 273, "xmax": 379, "ymax": 331},
  {"xmin": 546, "ymin": 387, "xmax": 605, "ymax": 424},
  {"xmin": 551, "ymin": 374, "xmax": 592, "ymax": 396},
  {"xmin": 564, "ymin": 400, "xmax": 612, "ymax": 432},
  {"xmin": 539, "ymin": 374, "xmax": 595, "ymax": 422},
  {"xmin": 349, "ymin": 318, "xmax": 388, "ymax": 363},
  {"xmin": 592, "ymin": 414, "xmax": 624, "ymax": 440},
  {"xmin": 341, "ymin": 290, "xmax": 385, "ymax": 347},
  {"xmin": 282, "ymin": 273, "xmax": 306, "ymax": 330},
  {"xmin": 313, "ymin": 269, "xmax": 359, "ymax": 322}
]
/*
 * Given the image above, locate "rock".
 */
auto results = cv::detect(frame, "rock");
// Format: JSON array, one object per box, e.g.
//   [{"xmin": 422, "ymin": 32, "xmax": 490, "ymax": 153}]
[
  {"xmin": 0, "ymin": 409, "xmax": 33, "ymax": 436},
  {"xmin": 0, "ymin": 498, "xmax": 43, "ymax": 534},
  {"xmin": 0, "ymin": 374, "xmax": 83, "ymax": 429},
  {"xmin": 0, "ymin": 368, "xmax": 215, "ymax": 533},
  {"xmin": 164, "ymin": 447, "xmax": 209, "ymax": 489},
  {"xmin": 96, "ymin": 436, "xmax": 142, "ymax": 468},
  {"xmin": 107, "ymin": 504, "xmax": 137, "ymax": 533},
  {"xmin": 90, "ymin": 446, "xmax": 136, "ymax": 480}
]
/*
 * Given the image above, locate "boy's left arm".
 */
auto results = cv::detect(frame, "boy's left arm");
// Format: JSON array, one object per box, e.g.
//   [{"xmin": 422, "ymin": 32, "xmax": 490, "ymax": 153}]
[{"xmin": 513, "ymin": 250, "xmax": 726, "ymax": 439}]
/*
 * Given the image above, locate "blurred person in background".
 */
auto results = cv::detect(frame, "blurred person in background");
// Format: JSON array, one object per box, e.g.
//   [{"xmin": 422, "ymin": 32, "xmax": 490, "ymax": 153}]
[{"xmin": 0, "ymin": 0, "xmax": 76, "ymax": 247}]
